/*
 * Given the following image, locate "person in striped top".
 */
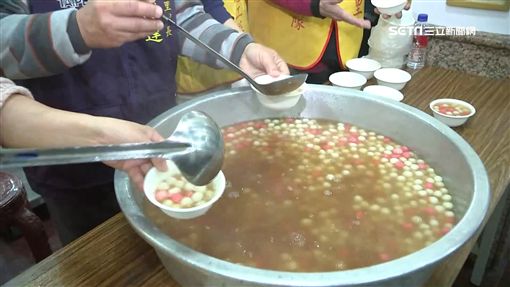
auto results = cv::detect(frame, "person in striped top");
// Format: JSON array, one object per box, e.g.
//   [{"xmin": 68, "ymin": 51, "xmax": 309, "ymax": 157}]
[{"xmin": 0, "ymin": 0, "xmax": 289, "ymax": 245}]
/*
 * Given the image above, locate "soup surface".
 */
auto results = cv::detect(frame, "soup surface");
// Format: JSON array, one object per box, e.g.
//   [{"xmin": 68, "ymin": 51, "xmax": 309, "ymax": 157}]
[{"xmin": 144, "ymin": 118, "xmax": 456, "ymax": 272}]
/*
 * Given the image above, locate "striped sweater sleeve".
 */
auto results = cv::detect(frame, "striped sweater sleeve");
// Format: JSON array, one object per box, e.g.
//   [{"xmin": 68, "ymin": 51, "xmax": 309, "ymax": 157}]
[
  {"xmin": 0, "ymin": 77, "xmax": 34, "ymax": 109},
  {"xmin": 175, "ymin": 0, "xmax": 253, "ymax": 69},
  {"xmin": 0, "ymin": 3, "xmax": 91, "ymax": 80}
]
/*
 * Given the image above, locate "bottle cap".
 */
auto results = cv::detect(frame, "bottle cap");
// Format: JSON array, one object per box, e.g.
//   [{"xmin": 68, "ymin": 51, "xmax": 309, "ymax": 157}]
[{"xmin": 417, "ymin": 14, "xmax": 428, "ymax": 22}]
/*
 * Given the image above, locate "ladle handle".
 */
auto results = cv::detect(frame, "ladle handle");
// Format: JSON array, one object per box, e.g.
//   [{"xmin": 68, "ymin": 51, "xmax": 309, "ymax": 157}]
[
  {"xmin": 0, "ymin": 141, "xmax": 190, "ymax": 168},
  {"xmin": 161, "ymin": 14, "xmax": 260, "ymax": 89}
]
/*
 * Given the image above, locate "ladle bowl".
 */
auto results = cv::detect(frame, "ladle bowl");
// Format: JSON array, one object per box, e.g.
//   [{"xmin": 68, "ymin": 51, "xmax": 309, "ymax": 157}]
[
  {"xmin": 0, "ymin": 111, "xmax": 223, "ymax": 186},
  {"xmin": 166, "ymin": 111, "xmax": 224, "ymax": 186}
]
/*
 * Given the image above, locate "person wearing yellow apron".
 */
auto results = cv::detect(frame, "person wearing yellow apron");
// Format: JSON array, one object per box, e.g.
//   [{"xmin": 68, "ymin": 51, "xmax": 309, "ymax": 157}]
[
  {"xmin": 176, "ymin": 0, "xmax": 249, "ymax": 99},
  {"xmin": 248, "ymin": 0, "xmax": 409, "ymax": 84}
]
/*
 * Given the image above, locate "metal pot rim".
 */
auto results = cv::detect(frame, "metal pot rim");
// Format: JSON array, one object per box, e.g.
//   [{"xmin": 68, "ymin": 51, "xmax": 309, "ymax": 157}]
[{"xmin": 115, "ymin": 85, "xmax": 490, "ymax": 286}]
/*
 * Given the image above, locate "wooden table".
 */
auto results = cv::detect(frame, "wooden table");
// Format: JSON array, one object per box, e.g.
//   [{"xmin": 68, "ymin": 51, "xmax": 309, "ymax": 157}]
[{"xmin": 6, "ymin": 67, "xmax": 510, "ymax": 287}]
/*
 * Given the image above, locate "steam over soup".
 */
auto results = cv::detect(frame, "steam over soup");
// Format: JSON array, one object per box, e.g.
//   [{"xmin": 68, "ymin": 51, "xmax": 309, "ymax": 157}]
[{"xmin": 144, "ymin": 118, "xmax": 456, "ymax": 272}]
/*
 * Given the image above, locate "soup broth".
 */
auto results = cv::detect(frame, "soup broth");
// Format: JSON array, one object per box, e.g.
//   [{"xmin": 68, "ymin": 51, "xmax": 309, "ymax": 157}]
[{"xmin": 144, "ymin": 118, "xmax": 456, "ymax": 272}]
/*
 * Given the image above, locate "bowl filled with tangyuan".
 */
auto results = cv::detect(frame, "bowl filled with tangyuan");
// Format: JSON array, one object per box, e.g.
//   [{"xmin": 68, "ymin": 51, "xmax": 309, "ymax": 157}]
[
  {"xmin": 430, "ymin": 98, "xmax": 476, "ymax": 127},
  {"xmin": 143, "ymin": 160, "xmax": 226, "ymax": 219},
  {"xmin": 115, "ymin": 85, "xmax": 489, "ymax": 287}
]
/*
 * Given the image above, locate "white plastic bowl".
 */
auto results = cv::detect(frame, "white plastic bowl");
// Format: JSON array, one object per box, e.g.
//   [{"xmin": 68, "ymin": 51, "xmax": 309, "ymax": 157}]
[
  {"xmin": 371, "ymin": 0, "xmax": 407, "ymax": 15},
  {"xmin": 363, "ymin": 85, "xmax": 404, "ymax": 101},
  {"xmin": 251, "ymin": 75, "xmax": 305, "ymax": 110},
  {"xmin": 429, "ymin": 98, "xmax": 476, "ymax": 127},
  {"xmin": 374, "ymin": 68, "xmax": 411, "ymax": 90},
  {"xmin": 346, "ymin": 58, "xmax": 381, "ymax": 79},
  {"xmin": 144, "ymin": 160, "xmax": 226, "ymax": 219},
  {"xmin": 329, "ymin": 71, "xmax": 367, "ymax": 90}
]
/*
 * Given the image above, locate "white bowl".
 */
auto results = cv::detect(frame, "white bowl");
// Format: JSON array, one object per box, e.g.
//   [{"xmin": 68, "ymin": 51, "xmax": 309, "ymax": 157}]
[
  {"xmin": 371, "ymin": 0, "xmax": 407, "ymax": 15},
  {"xmin": 346, "ymin": 58, "xmax": 381, "ymax": 79},
  {"xmin": 251, "ymin": 75, "xmax": 305, "ymax": 110},
  {"xmin": 374, "ymin": 68, "xmax": 411, "ymax": 90},
  {"xmin": 363, "ymin": 85, "xmax": 404, "ymax": 101},
  {"xmin": 329, "ymin": 71, "xmax": 367, "ymax": 90},
  {"xmin": 429, "ymin": 98, "xmax": 476, "ymax": 127},
  {"xmin": 144, "ymin": 160, "xmax": 226, "ymax": 219}
]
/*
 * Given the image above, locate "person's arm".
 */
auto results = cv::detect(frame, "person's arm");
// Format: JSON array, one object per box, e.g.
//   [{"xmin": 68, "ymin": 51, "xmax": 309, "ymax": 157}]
[
  {"xmin": 0, "ymin": 1, "xmax": 91, "ymax": 79},
  {"xmin": 175, "ymin": 0, "xmax": 252, "ymax": 69},
  {"xmin": 269, "ymin": 0, "xmax": 372, "ymax": 29},
  {"xmin": 0, "ymin": 77, "xmax": 166, "ymax": 191},
  {"xmin": 175, "ymin": 0, "xmax": 288, "ymax": 77},
  {"xmin": 0, "ymin": 0, "xmax": 163, "ymax": 80}
]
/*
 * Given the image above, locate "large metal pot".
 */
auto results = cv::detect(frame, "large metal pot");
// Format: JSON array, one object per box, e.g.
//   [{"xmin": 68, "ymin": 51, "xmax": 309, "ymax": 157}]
[{"xmin": 114, "ymin": 85, "xmax": 490, "ymax": 287}]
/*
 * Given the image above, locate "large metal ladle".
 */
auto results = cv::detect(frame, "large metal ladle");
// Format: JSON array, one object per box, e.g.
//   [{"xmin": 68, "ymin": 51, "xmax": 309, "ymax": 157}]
[
  {"xmin": 162, "ymin": 14, "xmax": 308, "ymax": 96},
  {"xmin": 0, "ymin": 111, "xmax": 224, "ymax": 186}
]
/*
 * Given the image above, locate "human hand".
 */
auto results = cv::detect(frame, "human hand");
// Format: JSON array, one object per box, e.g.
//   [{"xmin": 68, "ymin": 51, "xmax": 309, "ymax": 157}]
[
  {"xmin": 319, "ymin": 0, "xmax": 371, "ymax": 29},
  {"xmin": 92, "ymin": 117, "xmax": 168, "ymax": 192},
  {"xmin": 76, "ymin": 0, "xmax": 164, "ymax": 48},
  {"xmin": 374, "ymin": 1, "xmax": 411, "ymax": 20},
  {"xmin": 239, "ymin": 43, "xmax": 290, "ymax": 78}
]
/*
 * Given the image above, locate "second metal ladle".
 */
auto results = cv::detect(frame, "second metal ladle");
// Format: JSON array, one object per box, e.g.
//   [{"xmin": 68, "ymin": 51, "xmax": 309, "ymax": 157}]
[{"xmin": 162, "ymin": 14, "xmax": 308, "ymax": 96}]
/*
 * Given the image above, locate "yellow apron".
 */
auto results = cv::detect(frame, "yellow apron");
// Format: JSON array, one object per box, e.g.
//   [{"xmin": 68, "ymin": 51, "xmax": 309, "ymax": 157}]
[
  {"xmin": 247, "ymin": 0, "xmax": 364, "ymax": 70},
  {"xmin": 176, "ymin": 0, "xmax": 248, "ymax": 95}
]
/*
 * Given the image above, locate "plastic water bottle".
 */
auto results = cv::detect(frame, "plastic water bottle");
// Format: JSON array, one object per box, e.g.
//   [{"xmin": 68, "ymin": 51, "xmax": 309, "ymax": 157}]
[{"xmin": 406, "ymin": 14, "xmax": 429, "ymax": 69}]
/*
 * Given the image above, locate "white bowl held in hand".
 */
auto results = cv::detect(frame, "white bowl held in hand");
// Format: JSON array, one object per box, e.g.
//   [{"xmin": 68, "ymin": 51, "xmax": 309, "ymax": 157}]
[
  {"xmin": 346, "ymin": 58, "xmax": 381, "ymax": 79},
  {"xmin": 329, "ymin": 72, "xmax": 367, "ymax": 90},
  {"xmin": 144, "ymin": 160, "xmax": 226, "ymax": 219},
  {"xmin": 363, "ymin": 85, "xmax": 404, "ymax": 101},
  {"xmin": 371, "ymin": 0, "xmax": 407, "ymax": 15},
  {"xmin": 374, "ymin": 68, "xmax": 411, "ymax": 90},
  {"xmin": 429, "ymin": 98, "xmax": 476, "ymax": 127},
  {"xmin": 252, "ymin": 75, "xmax": 305, "ymax": 110}
]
